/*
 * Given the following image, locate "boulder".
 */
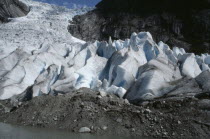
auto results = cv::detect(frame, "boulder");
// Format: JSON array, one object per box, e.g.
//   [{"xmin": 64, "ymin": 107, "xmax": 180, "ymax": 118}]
[
  {"xmin": 165, "ymin": 78, "xmax": 202, "ymax": 98},
  {"xmin": 79, "ymin": 127, "xmax": 91, "ymax": 133},
  {"xmin": 195, "ymin": 70, "xmax": 210, "ymax": 92}
]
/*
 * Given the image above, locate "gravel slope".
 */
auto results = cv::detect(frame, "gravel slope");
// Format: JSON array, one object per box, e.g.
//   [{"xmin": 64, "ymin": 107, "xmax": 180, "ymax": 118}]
[{"xmin": 0, "ymin": 88, "xmax": 210, "ymax": 138}]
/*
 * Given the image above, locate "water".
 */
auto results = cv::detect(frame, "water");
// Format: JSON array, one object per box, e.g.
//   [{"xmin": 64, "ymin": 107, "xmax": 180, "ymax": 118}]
[{"xmin": 0, "ymin": 123, "xmax": 136, "ymax": 139}]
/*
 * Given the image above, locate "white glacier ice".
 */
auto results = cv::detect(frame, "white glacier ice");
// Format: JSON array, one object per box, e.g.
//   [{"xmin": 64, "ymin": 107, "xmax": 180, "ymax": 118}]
[
  {"xmin": 0, "ymin": 0, "xmax": 210, "ymax": 101},
  {"xmin": 179, "ymin": 53, "xmax": 202, "ymax": 78}
]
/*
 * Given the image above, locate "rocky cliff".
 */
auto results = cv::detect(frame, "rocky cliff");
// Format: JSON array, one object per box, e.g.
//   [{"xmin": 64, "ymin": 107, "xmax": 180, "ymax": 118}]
[
  {"xmin": 0, "ymin": 0, "xmax": 30, "ymax": 22},
  {"xmin": 68, "ymin": 0, "xmax": 210, "ymax": 53}
]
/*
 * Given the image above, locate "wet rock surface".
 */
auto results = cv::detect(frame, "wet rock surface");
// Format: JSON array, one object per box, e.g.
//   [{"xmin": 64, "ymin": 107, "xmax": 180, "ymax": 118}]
[
  {"xmin": 68, "ymin": 0, "xmax": 210, "ymax": 53},
  {"xmin": 0, "ymin": 0, "xmax": 30, "ymax": 22},
  {"xmin": 0, "ymin": 88, "xmax": 210, "ymax": 138}
]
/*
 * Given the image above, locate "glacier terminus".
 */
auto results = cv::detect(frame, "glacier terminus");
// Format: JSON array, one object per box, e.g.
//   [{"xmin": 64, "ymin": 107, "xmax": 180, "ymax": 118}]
[{"xmin": 0, "ymin": 0, "xmax": 209, "ymax": 103}]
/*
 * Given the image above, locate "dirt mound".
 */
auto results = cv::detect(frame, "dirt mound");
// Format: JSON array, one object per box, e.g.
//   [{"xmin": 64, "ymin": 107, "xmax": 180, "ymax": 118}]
[{"xmin": 0, "ymin": 88, "xmax": 210, "ymax": 138}]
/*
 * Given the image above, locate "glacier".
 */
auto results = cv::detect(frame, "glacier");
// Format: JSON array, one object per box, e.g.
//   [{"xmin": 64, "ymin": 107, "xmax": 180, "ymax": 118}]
[{"xmin": 0, "ymin": 0, "xmax": 210, "ymax": 102}]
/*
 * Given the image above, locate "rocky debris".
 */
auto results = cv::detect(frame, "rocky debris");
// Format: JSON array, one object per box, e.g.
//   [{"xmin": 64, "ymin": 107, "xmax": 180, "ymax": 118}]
[
  {"xmin": 124, "ymin": 99, "xmax": 130, "ymax": 105},
  {"xmin": 68, "ymin": 0, "xmax": 210, "ymax": 54},
  {"xmin": 0, "ymin": 102, "xmax": 13, "ymax": 113},
  {"xmin": 0, "ymin": 88, "xmax": 210, "ymax": 138},
  {"xmin": 0, "ymin": 0, "xmax": 30, "ymax": 22}
]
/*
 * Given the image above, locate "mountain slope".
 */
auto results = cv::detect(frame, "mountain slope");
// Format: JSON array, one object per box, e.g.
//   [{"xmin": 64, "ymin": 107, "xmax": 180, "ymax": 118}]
[
  {"xmin": 0, "ymin": 0, "xmax": 87, "ymax": 98},
  {"xmin": 68, "ymin": 0, "xmax": 210, "ymax": 54},
  {"xmin": 0, "ymin": 0, "xmax": 30, "ymax": 22}
]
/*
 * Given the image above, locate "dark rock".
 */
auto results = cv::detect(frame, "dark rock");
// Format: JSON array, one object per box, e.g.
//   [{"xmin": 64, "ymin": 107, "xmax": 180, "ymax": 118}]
[
  {"xmin": 195, "ymin": 70, "xmax": 210, "ymax": 92},
  {"xmin": 195, "ymin": 92, "xmax": 210, "ymax": 99},
  {"xmin": 0, "ymin": 100, "xmax": 16, "ymax": 113},
  {"xmin": 165, "ymin": 78, "xmax": 202, "ymax": 98},
  {"xmin": 0, "ymin": 0, "xmax": 30, "ymax": 23},
  {"xmin": 68, "ymin": 0, "xmax": 210, "ymax": 54},
  {"xmin": 10, "ymin": 86, "xmax": 33, "ymax": 107},
  {"xmin": 192, "ymin": 71, "xmax": 210, "ymax": 99},
  {"xmin": 144, "ymin": 109, "xmax": 152, "ymax": 114}
]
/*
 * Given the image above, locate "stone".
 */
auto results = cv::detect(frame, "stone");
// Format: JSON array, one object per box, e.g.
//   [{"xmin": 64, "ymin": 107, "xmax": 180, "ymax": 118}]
[
  {"xmin": 144, "ymin": 109, "xmax": 152, "ymax": 114},
  {"xmin": 116, "ymin": 118, "xmax": 122, "ymax": 123},
  {"xmin": 99, "ymin": 91, "xmax": 107, "ymax": 97},
  {"xmin": 124, "ymin": 99, "xmax": 130, "ymax": 105},
  {"xmin": 102, "ymin": 126, "xmax": 108, "ymax": 130},
  {"xmin": 131, "ymin": 128, "xmax": 136, "ymax": 132},
  {"xmin": 79, "ymin": 127, "xmax": 91, "ymax": 133}
]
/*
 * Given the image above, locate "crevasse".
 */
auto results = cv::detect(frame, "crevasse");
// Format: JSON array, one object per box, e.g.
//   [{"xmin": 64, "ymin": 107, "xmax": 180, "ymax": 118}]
[{"xmin": 0, "ymin": 0, "xmax": 209, "ymax": 101}]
